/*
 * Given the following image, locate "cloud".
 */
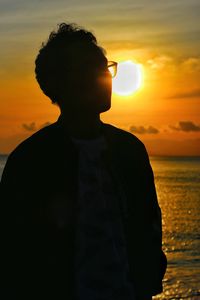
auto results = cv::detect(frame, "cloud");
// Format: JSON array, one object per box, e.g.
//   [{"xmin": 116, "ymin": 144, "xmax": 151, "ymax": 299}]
[
  {"xmin": 146, "ymin": 55, "xmax": 200, "ymax": 74},
  {"xmin": 22, "ymin": 121, "xmax": 52, "ymax": 131},
  {"xmin": 181, "ymin": 57, "xmax": 200, "ymax": 73},
  {"xmin": 22, "ymin": 122, "xmax": 36, "ymax": 131},
  {"xmin": 129, "ymin": 125, "xmax": 159, "ymax": 134},
  {"xmin": 147, "ymin": 55, "xmax": 173, "ymax": 70},
  {"xmin": 169, "ymin": 121, "xmax": 200, "ymax": 132},
  {"xmin": 167, "ymin": 89, "xmax": 200, "ymax": 99}
]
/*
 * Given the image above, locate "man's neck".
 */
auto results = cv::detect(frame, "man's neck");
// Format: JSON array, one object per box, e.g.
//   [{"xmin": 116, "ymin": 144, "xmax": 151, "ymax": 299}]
[{"xmin": 58, "ymin": 112, "xmax": 103, "ymax": 140}]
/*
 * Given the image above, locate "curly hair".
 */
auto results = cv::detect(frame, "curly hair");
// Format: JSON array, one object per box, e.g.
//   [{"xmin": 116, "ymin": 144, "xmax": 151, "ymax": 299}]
[{"xmin": 35, "ymin": 23, "xmax": 105, "ymax": 104}]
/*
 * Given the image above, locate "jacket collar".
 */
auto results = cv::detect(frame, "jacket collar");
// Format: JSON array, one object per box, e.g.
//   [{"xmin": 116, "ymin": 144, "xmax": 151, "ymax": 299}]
[{"xmin": 54, "ymin": 114, "xmax": 116, "ymax": 144}]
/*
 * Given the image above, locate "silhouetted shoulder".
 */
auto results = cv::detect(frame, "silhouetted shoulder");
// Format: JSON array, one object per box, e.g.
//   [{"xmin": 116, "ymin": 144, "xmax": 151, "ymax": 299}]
[
  {"xmin": 5, "ymin": 122, "xmax": 59, "ymax": 166},
  {"xmin": 4, "ymin": 123, "xmax": 59, "ymax": 172},
  {"xmin": 103, "ymin": 122, "xmax": 149, "ymax": 160}
]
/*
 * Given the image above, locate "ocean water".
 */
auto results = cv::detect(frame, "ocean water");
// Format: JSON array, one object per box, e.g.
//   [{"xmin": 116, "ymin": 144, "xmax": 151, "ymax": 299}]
[
  {"xmin": 0, "ymin": 155, "xmax": 200, "ymax": 299},
  {"xmin": 150, "ymin": 157, "xmax": 200, "ymax": 300}
]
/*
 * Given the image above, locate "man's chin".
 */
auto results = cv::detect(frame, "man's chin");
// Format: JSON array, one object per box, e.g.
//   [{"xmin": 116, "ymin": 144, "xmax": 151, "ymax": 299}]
[{"xmin": 99, "ymin": 101, "xmax": 111, "ymax": 113}]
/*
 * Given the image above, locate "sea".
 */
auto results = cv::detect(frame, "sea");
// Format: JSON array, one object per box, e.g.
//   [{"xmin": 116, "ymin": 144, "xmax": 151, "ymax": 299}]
[{"xmin": 0, "ymin": 154, "xmax": 200, "ymax": 300}]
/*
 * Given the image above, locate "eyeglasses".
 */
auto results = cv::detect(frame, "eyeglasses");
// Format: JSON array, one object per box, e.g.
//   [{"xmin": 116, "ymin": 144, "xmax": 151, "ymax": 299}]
[
  {"xmin": 107, "ymin": 61, "xmax": 118, "ymax": 78},
  {"xmin": 67, "ymin": 60, "xmax": 118, "ymax": 79}
]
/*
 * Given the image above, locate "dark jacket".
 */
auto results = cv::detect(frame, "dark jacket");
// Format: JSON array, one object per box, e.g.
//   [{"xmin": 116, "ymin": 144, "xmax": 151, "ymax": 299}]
[{"xmin": 0, "ymin": 118, "xmax": 167, "ymax": 299}]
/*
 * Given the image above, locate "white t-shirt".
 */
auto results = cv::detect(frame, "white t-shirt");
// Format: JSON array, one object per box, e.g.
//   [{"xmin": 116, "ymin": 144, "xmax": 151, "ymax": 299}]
[{"xmin": 71, "ymin": 134, "xmax": 135, "ymax": 300}]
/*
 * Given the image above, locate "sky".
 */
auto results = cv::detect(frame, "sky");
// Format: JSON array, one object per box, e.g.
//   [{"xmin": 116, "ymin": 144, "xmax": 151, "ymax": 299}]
[{"xmin": 0, "ymin": 0, "xmax": 200, "ymax": 155}]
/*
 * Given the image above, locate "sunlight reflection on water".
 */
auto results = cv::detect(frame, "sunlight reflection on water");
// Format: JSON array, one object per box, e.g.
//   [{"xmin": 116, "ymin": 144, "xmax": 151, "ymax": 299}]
[{"xmin": 150, "ymin": 157, "xmax": 200, "ymax": 299}]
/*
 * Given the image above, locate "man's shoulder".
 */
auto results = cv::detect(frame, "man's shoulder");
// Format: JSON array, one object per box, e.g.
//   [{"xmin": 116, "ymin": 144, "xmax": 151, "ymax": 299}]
[
  {"xmin": 103, "ymin": 123, "xmax": 146, "ymax": 149},
  {"xmin": 102, "ymin": 122, "xmax": 150, "ymax": 165},
  {"xmin": 8, "ymin": 122, "xmax": 58, "ymax": 162}
]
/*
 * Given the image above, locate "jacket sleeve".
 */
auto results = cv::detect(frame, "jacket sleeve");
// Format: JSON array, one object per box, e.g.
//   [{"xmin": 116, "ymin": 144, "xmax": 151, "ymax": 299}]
[
  {"xmin": 0, "ymin": 152, "xmax": 30, "ymax": 298},
  {"xmin": 144, "ymin": 146, "xmax": 167, "ymax": 275},
  {"xmin": 122, "ymin": 140, "xmax": 167, "ymax": 298},
  {"xmin": 139, "ymin": 144, "xmax": 167, "ymax": 294}
]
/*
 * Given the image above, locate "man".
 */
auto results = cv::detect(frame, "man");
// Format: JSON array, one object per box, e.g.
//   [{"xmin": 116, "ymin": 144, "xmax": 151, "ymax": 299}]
[{"xmin": 1, "ymin": 23, "xmax": 167, "ymax": 300}]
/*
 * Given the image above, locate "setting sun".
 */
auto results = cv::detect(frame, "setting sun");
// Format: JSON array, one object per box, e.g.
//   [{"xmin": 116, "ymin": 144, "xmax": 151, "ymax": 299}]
[{"xmin": 112, "ymin": 61, "xmax": 143, "ymax": 96}]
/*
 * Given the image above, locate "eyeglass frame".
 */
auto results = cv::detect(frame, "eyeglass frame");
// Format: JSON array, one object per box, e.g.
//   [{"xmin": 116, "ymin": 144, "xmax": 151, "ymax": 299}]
[
  {"xmin": 62, "ymin": 60, "xmax": 118, "ymax": 80},
  {"xmin": 107, "ymin": 61, "xmax": 118, "ymax": 78}
]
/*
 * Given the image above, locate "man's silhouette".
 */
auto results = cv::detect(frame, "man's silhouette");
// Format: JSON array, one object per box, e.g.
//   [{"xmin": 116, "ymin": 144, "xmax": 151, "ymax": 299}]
[{"xmin": 1, "ymin": 23, "xmax": 167, "ymax": 300}]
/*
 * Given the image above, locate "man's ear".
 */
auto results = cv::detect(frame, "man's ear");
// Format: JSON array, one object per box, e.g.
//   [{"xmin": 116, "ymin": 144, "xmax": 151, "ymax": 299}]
[{"xmin": 43, "ymin": 77, "xmax": 63, "ymax": 103}]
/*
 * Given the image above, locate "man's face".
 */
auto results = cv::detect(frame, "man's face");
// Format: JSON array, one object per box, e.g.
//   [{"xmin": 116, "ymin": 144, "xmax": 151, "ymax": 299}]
[{"xmin": 60, "ymin": 43, "xmax": 112, "ymax": 114}]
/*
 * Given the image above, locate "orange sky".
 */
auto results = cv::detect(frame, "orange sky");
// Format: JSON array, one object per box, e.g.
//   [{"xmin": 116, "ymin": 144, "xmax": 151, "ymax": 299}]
[{"xmin": 1, "ymin": 0, "xmax": 200, "ymax": 155}]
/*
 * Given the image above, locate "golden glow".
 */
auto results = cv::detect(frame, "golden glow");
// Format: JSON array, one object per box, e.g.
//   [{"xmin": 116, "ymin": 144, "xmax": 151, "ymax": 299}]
[{"xmin": 112, "ymin": 60, "xmax": 143, "ymax": 96}]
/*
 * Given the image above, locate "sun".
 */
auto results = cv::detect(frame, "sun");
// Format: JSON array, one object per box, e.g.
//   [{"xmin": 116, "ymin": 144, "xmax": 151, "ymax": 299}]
[{"xmin": 112, "ymin": 60, "xmax": 143, "ymax": 96}]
